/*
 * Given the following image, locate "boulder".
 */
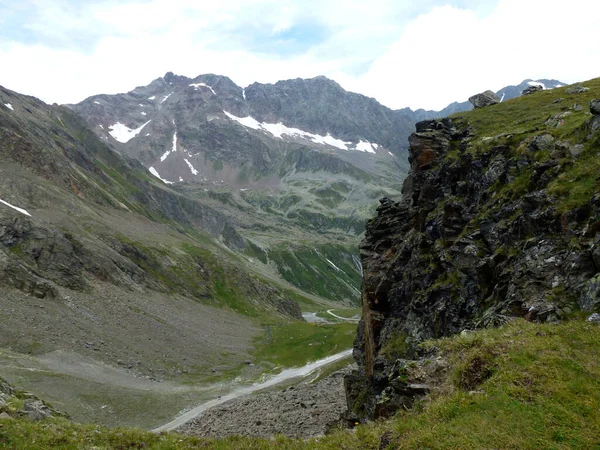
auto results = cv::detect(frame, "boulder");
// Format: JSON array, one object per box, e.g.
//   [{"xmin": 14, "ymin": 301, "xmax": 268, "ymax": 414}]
[
  {"xmin": 588, "ymin": 313, "xmax": 600, "ymax": 324},
  {"xmin": 469, "ymin": 90, "xmax": 501, "ymax": 108},
  {"xmin": 590, "ymin": 99, "xmax": 600, "ymax": 115},
  {"xmin": 528, "ymin": 134, "xmax": 555, "ymax": 152},
  {"xmin": 522, "ymin": 85, "xmax": 543, "ymax": 95},
  {"xmin": 565, "ymin": 85, "xmax": 589, "ymax": 94}
]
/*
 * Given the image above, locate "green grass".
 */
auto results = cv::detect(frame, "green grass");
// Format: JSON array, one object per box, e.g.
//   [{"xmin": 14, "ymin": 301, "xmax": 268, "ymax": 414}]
[
  {"xmin": 452, "ymin": 78, "xmax": 600, "ymax": 213},
  {"xmin": 251, "ymin": 322, "xmax": 356, "ymax": 368},
  {"xmin": 4, "ymin": 318, "xmax": 600, "ymax": 449}
]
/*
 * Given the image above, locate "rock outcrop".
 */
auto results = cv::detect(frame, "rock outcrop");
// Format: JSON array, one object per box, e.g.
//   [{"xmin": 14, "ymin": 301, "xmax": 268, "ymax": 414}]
[
  {"xmin": 522, "ymin": 85, "xmax": 543, "ymax": 95},
  {"xmin": 348, "ymin": 82, "xmax": 600, "ymax": 418},
  {"xmin": 0, "ymin": 377, "xmax": 66, "ymax": 421},
  {"xmin": 468, "ymin": 90, "xmax": 500, "ymax": 108}
]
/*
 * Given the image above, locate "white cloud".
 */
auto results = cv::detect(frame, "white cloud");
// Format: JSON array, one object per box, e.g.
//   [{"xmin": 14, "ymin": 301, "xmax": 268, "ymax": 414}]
[
  {"xmin": 358, "ymin": 0, "xmax": 600, "ymax": 109},
  {"xmin": 0, "ymin": 0, "xmax": 598, "ymax": 110}
]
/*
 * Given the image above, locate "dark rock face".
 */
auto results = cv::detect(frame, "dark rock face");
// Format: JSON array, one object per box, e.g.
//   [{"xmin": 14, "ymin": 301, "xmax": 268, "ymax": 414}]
[
  {"xmin": 590, "ymin": 99, "xmax": 600, "ymax": 115},
  {"xmin": 349, "ymin": 117, "xmax": 600, "ymax": 419},
  {"xmin": 522, "ymin": 85, "xmax": 543, "ymax": 95},
  {"xmin": 468, "ymin": 90, "xmax": 500, "ymax": 108}
]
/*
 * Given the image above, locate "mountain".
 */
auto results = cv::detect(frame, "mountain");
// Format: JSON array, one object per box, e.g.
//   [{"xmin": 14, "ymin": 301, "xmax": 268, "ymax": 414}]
[
  {"xmin": 1, "ymin": 83, "xmax": 363, "ymax": 427},
  {"xmin": 69, "ymin": 73, "xmax": 566, "ymax": 304},
  {"xmin": 348, "ymin": 78, "xmax": 600, "ymax": 419},
  {"xmin": 69, "ymin": 73, "xmax": 418, "ymax": 303},
  {"xmin": 2, "ymin": 78, "xmax": 599, "ymax": 450}
]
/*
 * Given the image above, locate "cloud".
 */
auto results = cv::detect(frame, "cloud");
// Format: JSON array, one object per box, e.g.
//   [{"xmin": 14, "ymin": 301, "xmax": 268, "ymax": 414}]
[
  {"xmin": 0, "ymin": 0, "xmax": 598, "ymax": 110},
  {"xmin": 357, "ymin": 0, "xmax": 600, "ymax": 109}
]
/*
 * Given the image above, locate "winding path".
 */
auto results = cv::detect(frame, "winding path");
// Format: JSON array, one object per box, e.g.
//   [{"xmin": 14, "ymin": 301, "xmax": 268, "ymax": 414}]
[
  {"xmin": 153, "ymin": 349, "xmax": 353, "ymax": 433},
  {"xmin": 326, "ymin": 309, "xmax": 360, "ymax": 322}
]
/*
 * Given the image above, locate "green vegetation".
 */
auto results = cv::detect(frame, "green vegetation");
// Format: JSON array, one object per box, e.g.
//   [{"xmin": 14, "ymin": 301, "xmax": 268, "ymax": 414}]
[
  {"xmin": 269, "ymin": 243, "xmax": 361, "ymax": 303},
  {"xmin": 4, "ymin": 318, "xmax": 600, "ymax": 448},
  {"xmin": 452, "ymin": 78, "xmax": 600, "ymax": 212},
  {"xmin": 252, "ymin": 322, "xmax": 356, "ymax": 368}
]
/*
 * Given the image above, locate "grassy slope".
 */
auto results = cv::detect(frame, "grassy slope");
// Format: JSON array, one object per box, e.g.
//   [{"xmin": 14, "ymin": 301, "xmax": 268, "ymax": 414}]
[
  {"xmin": 2, "ymin": 318, "xmax": 599, "ymax": 449},
  {"xmin": 452, "ymin": 78, "xmax": 600, "ymax": 213}
]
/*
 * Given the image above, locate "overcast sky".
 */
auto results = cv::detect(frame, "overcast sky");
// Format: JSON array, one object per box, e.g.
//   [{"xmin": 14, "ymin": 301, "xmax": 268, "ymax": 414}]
[{"xmin": 0, "ymin": 0, "xmax": 598, "ymax": 110}]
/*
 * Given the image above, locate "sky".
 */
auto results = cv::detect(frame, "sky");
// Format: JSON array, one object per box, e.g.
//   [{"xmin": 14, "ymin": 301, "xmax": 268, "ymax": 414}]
[{"xmin": 0, "ymin": 0, "xmax": 599, "ymax": 110}]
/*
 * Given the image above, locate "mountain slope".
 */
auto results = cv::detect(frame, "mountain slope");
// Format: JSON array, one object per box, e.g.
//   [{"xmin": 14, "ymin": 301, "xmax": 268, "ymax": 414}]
[
  {"xmin": 0, "ymin": 84, "xmax": 364, "ymax": 427},
  {"xmin": 350, "ymin": 77, "xmax": 600, "ymax": 419}
]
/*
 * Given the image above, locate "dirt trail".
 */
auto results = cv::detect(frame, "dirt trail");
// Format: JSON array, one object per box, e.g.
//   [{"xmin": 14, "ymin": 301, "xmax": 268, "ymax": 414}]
[{"xmin": 153, "ymin": 349, "xmax": 353, "ymax": 432}]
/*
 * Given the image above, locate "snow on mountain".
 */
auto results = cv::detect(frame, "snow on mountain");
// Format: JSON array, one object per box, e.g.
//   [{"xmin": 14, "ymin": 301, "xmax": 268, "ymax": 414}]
[
  {"xmin": 185, "ymin": 159, "xmax": 199, "ymax": 175},
  {"xmin": 160, "ymin": 132, "xmax": 177, "ymax": 162},
  {"xmin": 108, "ymin": 120, "xmax": 151, "ymax": 143},
  {"xmin": 0, "ymin": 198, "xmax": 31, "ymax": 216},
  {"xmin": 223, "ymin": 111, "xmax": 380, "ymax": 153},
  {"xmin": 4, "ymin": 103, "xmax": 14, "ymax": 110},
  {"xmin": 149, "ymin": 167, "xmax": 174, "ymax": 184},
  {"xmin": 189, "ymin": 83, "xmax": 216, "ymax": 95}
]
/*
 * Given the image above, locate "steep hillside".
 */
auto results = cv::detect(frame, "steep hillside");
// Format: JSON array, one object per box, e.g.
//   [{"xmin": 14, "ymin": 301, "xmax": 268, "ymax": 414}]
[
  {"xmin": 0, "ymin": 85, "xmax": 359, "ymax": 428},
  {"xmin": 350, "ymin": 78, "xmax": 600, "ymax": 418},
  {"xmin": 69, "ymin": 73, "xmax": 410, "ymax": 302}
]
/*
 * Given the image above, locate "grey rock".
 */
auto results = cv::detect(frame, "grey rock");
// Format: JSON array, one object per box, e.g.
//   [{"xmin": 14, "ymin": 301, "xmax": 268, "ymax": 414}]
[
  {"xmin": 573, "ymin": 103, "xmax": 584, "ymax": 111},
  {"xmin": 528, "ymin": 134, "xmax": 555, "ymax": 152},
  {"xmin": 545, "ymin": 111, "xmax": 571, "ymax": 128},
  {"xmin": 565, "ymin": 85, "xmax": 589, "ymax": 94},
  {"xmin": 568, "ymin": 144, "xmax": 584, "ymax": 157},
  {"xmin": 579, "ymin": 274, "xmax": 600, "ymax": 312},
  {"xmin": 522, "ymin": 85, "xmax": 543, "ymax": 95},
  {"xmin": 590, "ymin": 99, "xmax": 600, "ymax": 115},
  {"xmin": 469, "ymin": 90, "xmax": 501, "ymax": 108},
  {"xmin": 24, "ymin": 399, "xmax": 53, "ymax": 421},
  {"xmin": 0, "ymin": 412, "xmax": 14, "ymax": 420},
  {"xmin": 588, "ymin": 313, "xmax": 600, "ymax": 323}
]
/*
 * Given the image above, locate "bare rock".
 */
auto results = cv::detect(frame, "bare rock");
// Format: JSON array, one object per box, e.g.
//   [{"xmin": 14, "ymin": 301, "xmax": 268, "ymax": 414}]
[
  {"xmin": 590, "ymin": 99, "xmax": 600, "ymax": 115},
  {"xmin": 469, "ymin": 90, "xmax": 501, "ymax": 108},
  {"xmin": 522, "ymin": 85, "xmax": 543, "ymax": 95},
  {"xmin": 565, "ymin": 85, "xmax": 589, "ymax": 94}
]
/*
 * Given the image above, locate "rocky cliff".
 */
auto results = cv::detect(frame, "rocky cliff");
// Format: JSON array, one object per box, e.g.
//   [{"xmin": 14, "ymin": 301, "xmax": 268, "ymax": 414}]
[{"xmin": 348, "ymin": 78, "xmax": 600, "ymax": 419}]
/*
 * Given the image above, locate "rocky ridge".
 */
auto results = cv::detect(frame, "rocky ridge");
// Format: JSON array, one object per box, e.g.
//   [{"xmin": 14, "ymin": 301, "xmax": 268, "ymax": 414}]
[{"xmin": 348, "ymin": 79, "xmax": 600, "ymax": 419}]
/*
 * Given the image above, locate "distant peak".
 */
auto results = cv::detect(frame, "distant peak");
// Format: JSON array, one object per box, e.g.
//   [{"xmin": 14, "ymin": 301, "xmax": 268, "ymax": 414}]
[{"xmin": 162, "ymin": 72, "xmax": 190, "ymax": 84}]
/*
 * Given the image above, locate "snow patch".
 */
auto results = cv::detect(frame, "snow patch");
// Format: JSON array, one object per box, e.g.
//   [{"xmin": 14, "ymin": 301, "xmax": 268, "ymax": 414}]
[
  {"xmin": 355, "ymin": 140, "xmax": 377, "ymax": 154},
  {"xmin": 189, "ymin": 83, "xmax": 216, "ymax": 95},
  {"xmin": 0, "ymin": 198, "xmax": 31, "ymax": 216},
  {"xmin": 108, "ymin": 120, "xmax": 151, "ymax": 143},
  {"xmin": 160, "ymin": 93, "xmax": 172, "ymax": 104},
  {"xmin": 93, "ymin": 101, "xmax": 100, "ymax": 105},
  {"xmin": 145, "ymin": 133, "xmax": 150, "ymax": 136},
  {"xmin": 527, "ymin": 81, "xmax": 546, "ymax": 89},
  {"xmin": 223, "ymin": 111, "xmax": 355, "ymax": 151},
  {"xmin": 160, "ymin": 132, "xmax": 177, "ymax": 162},
  {"xmin": 140, "ymin": 111, "xmax": 147, "ymax": 116},
  {"xmin": 242, "ymin": 88, "xmax": 246, "ymax": 100},
  {"xmin": 148, "ymin": 96, "xmax": 156, "ymax": 100},
  {"xmin": 184, "ymin": 159, "xmax": 199, "ymax": 175},
  {"xmin": 325, "ymin": 258, "xmax": 341, "ymax": 271},
  {"xmin": 99, "ymin": 124, "xmax": 104, "ymax": 129},
  {"xmin": 500, "ymin": 93, "xmax": 506, "ymax": 102},
  {"xmin": 388, "ymin": 151, "xmax": 393, "ymax": 156},
  {"xmin": 149, "ymin": 167, "xmax": 174, "ymax": 184},
  {"xmin": 4, "ymin": 103, "xmax": 14, "ymax": 111}
]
